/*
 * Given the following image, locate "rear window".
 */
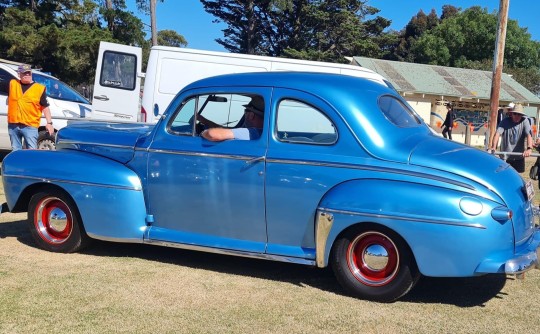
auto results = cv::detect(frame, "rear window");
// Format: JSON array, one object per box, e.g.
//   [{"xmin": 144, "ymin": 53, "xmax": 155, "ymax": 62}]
[{"xmin": 379, "ymin": 95, "xmax": 421, "ymax": 127}]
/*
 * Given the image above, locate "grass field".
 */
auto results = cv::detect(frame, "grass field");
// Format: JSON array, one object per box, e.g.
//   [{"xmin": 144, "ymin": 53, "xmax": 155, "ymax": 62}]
[{"xmin": 0, "ymin": 156, "xmax": 539, "ymax": 334}]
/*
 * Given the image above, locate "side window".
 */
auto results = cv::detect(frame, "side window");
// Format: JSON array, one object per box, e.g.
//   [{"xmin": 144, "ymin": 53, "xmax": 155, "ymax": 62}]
[
  {"xmin": 379, "ymin": 95, "xmax": 421, "ymax": 127},
  {"xmin": 168, "ymin": 93, "xmax": 257, "ymax": 136},
  {"xmin": 100, "ymin": 51, "xmax": 137, "ymax": 90},
  {"xmin": 0, "ymin": 68, "xmax": 14, "ymax": 95},
  {"xmin": 276, "ymin": 99, "xmax": 337, "ymax": 144}
]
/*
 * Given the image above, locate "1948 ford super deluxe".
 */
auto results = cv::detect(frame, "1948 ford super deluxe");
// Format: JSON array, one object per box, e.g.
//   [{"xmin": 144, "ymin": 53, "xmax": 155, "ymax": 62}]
[{"xmin": 2, "ymin": 72, "xmax": 539, "ymax": 302}]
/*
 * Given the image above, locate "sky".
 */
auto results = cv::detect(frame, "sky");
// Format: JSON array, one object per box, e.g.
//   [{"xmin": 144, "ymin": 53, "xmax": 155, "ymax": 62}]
[{"xmin": 128, "ymin": 0, "xmax": 540, "ymax": 52}]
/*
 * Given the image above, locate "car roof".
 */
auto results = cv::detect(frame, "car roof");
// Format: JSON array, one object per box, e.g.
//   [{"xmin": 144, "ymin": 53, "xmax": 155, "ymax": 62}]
[{"xmin": 0, "ymin": 62, "xmax": 56, "ymax": 79}]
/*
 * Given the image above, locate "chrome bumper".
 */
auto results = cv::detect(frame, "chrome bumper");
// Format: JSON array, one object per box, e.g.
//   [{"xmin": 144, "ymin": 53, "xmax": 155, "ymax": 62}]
[{"xmin": 504, "ymin": 228, "xmax": 540, "ymax": 274}]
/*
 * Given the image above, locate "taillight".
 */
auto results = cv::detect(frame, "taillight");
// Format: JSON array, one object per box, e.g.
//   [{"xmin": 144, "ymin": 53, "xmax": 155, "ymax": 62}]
[{"xmin": 140, "ymin": 106, "xmax": 147, "ymax": 123}]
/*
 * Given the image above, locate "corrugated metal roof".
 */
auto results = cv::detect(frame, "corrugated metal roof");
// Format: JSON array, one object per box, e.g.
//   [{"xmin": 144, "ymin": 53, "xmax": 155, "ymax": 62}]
[{"xmin": 353, "ymin": 57, "xmax": 540, "ymax": 106}]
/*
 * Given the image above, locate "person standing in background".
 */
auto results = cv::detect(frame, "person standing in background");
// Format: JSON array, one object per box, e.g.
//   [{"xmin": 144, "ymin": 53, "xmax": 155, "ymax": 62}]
[
  {"xmin": 489, "ymin": 103, "xmax": 533, "ymax": 173},
  {"xmin": 441, "ymin": 102, "xmax": 455, "ymax": 140},
  {"xmin": 7, "ymin": 64, "xmax": 54, "ymax": 150}
]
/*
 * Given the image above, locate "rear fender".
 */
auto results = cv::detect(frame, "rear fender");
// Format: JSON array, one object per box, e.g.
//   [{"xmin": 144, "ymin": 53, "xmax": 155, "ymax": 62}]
[
  {"xmin": 316, "ymin": 179, "xmax": 514, "ymax": 277},
  {"xmin": 2, "ymin": 150, "xmax": 147, "ymax": 242}
]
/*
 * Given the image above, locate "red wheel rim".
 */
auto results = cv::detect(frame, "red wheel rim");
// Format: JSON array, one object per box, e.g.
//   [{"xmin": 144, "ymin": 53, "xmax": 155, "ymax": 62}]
[
  {"xmin": 34, "ymin": 197, "xmax": 73, "ymax": 244},
  {"xmin": 346, "ymin": 231, "xmax": 399, "ymax": 286}
]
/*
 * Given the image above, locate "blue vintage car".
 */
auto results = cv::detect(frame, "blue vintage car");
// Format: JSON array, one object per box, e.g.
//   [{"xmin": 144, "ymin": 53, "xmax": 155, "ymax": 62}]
[{"xmin": 2, "ymin": 72, "xmax": 539, "ymax": 302}]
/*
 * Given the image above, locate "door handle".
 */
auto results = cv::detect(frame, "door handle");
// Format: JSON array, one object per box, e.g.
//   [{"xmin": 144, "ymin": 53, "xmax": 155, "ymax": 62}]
[
  {"xmin": 94, "ymin": 95, "xmax": 110, "ymax": 101},
  {"xmin": 245, "ymin": 156, "xmax": 265, "ymax": 164}
]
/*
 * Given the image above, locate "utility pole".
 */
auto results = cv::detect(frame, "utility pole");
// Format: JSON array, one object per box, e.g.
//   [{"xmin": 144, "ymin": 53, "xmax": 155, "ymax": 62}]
[
  {"xmin": 150, "ymin": 0, "xmax": 158, "ymax": 46},
  {"xmin": 487, "ymin": 0, "xmax": 509, "ymax": 149}
]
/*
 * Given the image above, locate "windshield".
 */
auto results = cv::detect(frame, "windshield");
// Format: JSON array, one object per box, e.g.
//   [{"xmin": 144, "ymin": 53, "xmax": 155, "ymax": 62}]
[{"xmin": 33, "ymin": 73, "xmax": 90, "ymax": 105}]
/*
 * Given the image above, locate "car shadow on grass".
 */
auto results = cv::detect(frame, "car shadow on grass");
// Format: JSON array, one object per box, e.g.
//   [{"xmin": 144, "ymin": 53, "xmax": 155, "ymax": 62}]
[
  {"xmin": 82, "ymin": 239, "xmax": 508, "ymax": 307},
  {"xmin": 1, "ymin": 219, "xmax": 507, "ymax": 307},
  {"xmin": 0, "ymin": 218, "xmax": 32, "ymax": 243}
]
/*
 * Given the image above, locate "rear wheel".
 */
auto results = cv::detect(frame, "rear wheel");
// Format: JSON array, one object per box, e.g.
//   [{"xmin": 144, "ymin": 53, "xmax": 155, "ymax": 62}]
[
  {"xmin": 331, "ymin": 225, "xmax": 419, "ymax": 302},
  {"xmin": 37, "ymin": 130, "xmax": 56, "ymax": 150},
  {"xmin": 28, "ymin": 189, "xmax": 90, "ymax": 253}
]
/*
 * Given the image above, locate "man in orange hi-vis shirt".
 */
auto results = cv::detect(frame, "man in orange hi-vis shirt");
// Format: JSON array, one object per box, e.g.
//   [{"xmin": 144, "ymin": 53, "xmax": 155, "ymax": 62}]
[{"xmin": 7, "ymin": 64, "xmax": 54, "ymax": 150}]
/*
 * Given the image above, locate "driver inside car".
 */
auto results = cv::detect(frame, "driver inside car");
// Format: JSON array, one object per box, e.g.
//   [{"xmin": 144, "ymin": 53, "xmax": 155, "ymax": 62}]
[{"xmin": 198, "ymin": 96, "xmax": 264, "ymax": 141}]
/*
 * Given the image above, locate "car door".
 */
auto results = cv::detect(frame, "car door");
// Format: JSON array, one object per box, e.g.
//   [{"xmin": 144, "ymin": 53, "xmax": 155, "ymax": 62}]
[
  {"xmin": 264, "ymin": 88, "xmax": 360, "ymax": 259},
  {"xmin": 145, "ymin": 88, "xmax": 269, "ymax": 253},
  {"xmin": 92, "ymin": 42, "xmax": 142, "ymax": 121}
]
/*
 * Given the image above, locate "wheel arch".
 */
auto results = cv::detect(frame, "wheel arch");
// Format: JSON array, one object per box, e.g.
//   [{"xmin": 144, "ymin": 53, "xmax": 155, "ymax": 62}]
[
  {"xmin": 316, "ymin": 211, "xmax": 417, "ymax": 272},
  {"xmin": 2, "ymin": 149, "xmax": 148, "ymax": 242},
  {"xmin": 315, "ymin": 178, "xmax": 509, "ymax": 277},
  {"xmin": 11, "ymin": 182, "xmax": 68, "ymax": 213}
]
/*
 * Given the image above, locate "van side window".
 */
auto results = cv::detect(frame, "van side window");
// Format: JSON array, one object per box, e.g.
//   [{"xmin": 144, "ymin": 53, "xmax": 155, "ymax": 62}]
[
  {"xmin": 100, "ymin": 51, "xmax": 137, "ymax": 91},
  {"xmin": 168, "ymin": 94, "xmax": 249, "ymax": 136},
  {"xmin": 276, "ymin": 99, "xmax": 337, "ymax": 144}
]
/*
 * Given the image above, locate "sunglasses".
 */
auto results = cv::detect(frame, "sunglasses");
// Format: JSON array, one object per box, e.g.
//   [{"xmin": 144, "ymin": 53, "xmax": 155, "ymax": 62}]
[
  {"xmin": 508, "ymin": 112, "xmax": 521, "ymax": 116},
  {"xmin": 20, "ymin": 71, "xmax": 32, "ymax": 76}
]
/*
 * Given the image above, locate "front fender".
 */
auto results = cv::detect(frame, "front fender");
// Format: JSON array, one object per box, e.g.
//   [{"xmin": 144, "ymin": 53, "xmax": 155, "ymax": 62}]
[
  {"xmin": 2, "ymin": 150, "xmax": 147, "ymax": 242},
  {"xmin": 316, "ymin": 179, "xmax": 514, "ymax": 277}
]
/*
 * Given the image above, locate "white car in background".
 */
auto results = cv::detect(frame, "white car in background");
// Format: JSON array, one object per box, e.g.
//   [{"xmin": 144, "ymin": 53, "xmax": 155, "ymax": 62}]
[{"xmin": 0, "ymin": 61, "xmax": 92, "ymax": 150}]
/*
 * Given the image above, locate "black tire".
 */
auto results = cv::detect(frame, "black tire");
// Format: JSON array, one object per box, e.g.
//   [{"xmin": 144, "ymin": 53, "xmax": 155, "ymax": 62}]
[
  {"xmin": 37, "ymin": 130, "xmax": 56, "ymax": 150},
  {"xmin": 331, "ymin": 225, "xmax": 420, "ymax": 302},
  {"xmin": 27, "ymin": 189, "xmax": 90, "ymax": 253}
]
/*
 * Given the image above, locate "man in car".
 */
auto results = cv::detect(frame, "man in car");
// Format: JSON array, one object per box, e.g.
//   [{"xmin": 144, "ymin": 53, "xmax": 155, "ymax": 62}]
[{"xmin": 199, "ymin": 96, "xmax": 264, "ymax": 141}]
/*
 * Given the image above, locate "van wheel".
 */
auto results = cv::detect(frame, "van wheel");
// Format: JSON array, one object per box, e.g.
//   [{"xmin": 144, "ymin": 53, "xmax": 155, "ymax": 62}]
[
  {"xmin": 37, "ymin": 131, "xmax": 56, "ymax": 150},
  {"xmin": 28, "ymin": 189, "xmax": 90, "ymax": 253},
  {"xmin": 331, "ymin": 226, "xmax": 419, "ymax": 302}
]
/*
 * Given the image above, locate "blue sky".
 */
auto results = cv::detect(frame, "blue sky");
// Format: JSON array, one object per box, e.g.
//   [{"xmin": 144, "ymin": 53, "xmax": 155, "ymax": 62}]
[{"xmin": 128, "ymin": 0, "xmax": 539, "ymax": 52}]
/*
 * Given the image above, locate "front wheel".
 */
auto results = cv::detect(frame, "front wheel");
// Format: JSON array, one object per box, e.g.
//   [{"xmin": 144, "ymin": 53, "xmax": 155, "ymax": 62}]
[
  {"xmin": 331, "ymin": 225, "xmax": 419, "ymax": 302},
  {"xmin": 37, "ymin": 130, "xmax": 56, "ymax": 150},
  {"xmin": 28, "ymin": 189, "xmax": 90, "ymax": 253}
]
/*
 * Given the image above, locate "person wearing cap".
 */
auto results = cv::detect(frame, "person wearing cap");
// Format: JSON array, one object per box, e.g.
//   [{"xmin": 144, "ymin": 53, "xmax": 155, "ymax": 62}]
[
  {"xmin": 441, "ymin": 102, "xmax": 455, "ymax": 140},
  {"xmin": 199, "ymin": 96, "xmax": 264, "ymax": 141},
  {"xmin": 7, "ymin": 64, "xmax": 54, "ymax": 150},
  {"xmin": 489, "ymin": 103, "xmax": 533, "ymax": 173}
]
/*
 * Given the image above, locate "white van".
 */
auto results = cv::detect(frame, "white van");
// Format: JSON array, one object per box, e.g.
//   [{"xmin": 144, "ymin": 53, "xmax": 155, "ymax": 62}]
[
  {"xmin": 93, "ymin": 42, "xmax": 390, "ymax": 124},
  {"xmin": 0, "ymin": 61, "xmax": 92, "ymax": 150}
]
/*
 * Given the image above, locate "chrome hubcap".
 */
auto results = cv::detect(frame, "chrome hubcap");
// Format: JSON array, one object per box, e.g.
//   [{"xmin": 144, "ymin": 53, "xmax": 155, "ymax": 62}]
[{"xmin": 363, "ymin": 244, "xmax": 389, "ymax": 271}]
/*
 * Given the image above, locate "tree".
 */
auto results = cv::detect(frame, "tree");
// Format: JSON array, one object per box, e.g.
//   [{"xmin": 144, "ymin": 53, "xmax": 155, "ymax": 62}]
[
  {"xmin": 406, "ymin": 6, "xmax": 540, "ymax": 94},
  {"xmin": 0, "ymin": 1, "xmax": 146, "ymax": 85},
  {"xmin": 387, "ymin": 7, "xmax": 455, "ymax": 62},
  {"xmin": 157, "ymin": 29, "xmax": 187, "ymax": 47},
  {"xmin": 135, "ymin": 0, "xmax": 163, "ymax": 46},
  {"xmin": 200, "ymin": 0, "xmax": 392, "ymax": 61},
  {"xmin": 200, "ymin": 0, "xmax": 268, "ymax": 54}
]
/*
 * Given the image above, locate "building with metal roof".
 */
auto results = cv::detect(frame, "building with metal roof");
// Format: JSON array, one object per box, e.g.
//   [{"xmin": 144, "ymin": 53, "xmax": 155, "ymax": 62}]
[{"xmin": 352, "ymin": 56, "xmax": 540, "ymax": 146}]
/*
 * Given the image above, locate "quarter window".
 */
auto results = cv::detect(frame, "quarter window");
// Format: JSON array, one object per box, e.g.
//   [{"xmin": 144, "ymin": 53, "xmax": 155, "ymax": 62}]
[
  {"xmin": 379, "ymin": 95, "xmax": 421, "ymax": 127},
  {"xmin": 276, "ymin": 99, "xmax": 337, "ymax": 144}
]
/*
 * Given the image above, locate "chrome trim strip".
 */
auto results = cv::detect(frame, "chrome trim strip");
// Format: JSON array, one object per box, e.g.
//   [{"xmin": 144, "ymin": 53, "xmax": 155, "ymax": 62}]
[
  {"xmin": 148, "ymin": 148, "xmax": 257, "ymax": 161},
  {"xmin": 267, "ymin": 158, "xmax": 475, "ymax": 190},
  {"xmin": 58, "ymin": 140, "xmax": 133, "ymax": 150},
  {"xmin": 2, "ymin": 174, "xmax": 142, "ymax": 191},
  {"xmin": 319, "ymin": 207, "xmax": 486, "ymax": 229},
  {"xmin": 145, "ymin": 239, "xmax": 316, "ymax": 266},
  {"xmin": 315, "ymin": 211, "xmax": 334, "ymax": 268},
  {"xmin": 87, "ymin": 233, "xmax": 144, "ymax": 243}
]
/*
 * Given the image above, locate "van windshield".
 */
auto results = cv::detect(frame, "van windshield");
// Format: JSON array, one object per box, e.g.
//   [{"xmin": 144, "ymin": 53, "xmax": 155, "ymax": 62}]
[{"xmin": 33, "ymin": 73, "xmax": 90, "ymax": 105}]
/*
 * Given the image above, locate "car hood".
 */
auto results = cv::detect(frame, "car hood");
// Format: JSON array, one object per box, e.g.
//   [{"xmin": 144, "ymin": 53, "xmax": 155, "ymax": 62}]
[
  {"xmin": 410, "ymin": 137, "xmax": 535, "ymax": 245},
  {"xmin": 56, "ymin": 121, "xmax": 155, "ymax": 164}
]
